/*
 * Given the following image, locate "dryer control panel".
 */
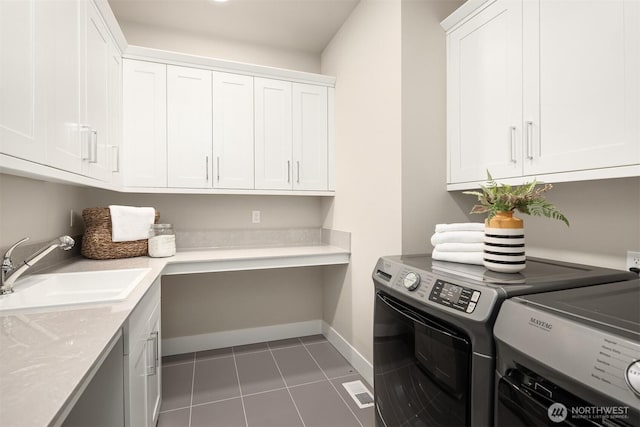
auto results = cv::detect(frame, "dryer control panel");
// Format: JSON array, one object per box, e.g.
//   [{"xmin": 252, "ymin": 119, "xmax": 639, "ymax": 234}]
[{"xmin": 429, "ymin": 280, "xmax": 481, "ymax": 314}]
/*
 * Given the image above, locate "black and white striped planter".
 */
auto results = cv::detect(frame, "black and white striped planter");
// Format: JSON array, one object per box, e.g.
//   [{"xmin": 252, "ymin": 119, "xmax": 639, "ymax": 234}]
[{"xmin": 484, "ymin": 212, "xmax": 526, "ymax": 273}]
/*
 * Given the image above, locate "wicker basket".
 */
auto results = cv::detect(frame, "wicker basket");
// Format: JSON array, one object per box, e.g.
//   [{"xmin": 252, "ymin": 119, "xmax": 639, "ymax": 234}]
[{"xmin": 81, "ymin": 207, "xmax": 159, "ymax": 260}]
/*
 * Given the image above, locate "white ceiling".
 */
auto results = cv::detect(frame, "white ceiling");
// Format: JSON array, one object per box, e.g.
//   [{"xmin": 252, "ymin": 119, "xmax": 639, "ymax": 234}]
[{"xmin": 108, "ymin": 0, "xmax": 360, "ymax": 54}]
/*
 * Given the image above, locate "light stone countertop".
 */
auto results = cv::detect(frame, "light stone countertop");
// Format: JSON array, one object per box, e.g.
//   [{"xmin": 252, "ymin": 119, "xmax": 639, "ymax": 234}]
[{"xmin": 0, "ymin": 244, "xmax": 350, "ymax": 427}]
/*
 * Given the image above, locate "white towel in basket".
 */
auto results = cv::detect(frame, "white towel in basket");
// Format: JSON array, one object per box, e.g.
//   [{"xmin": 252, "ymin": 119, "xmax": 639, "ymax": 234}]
[{"xmin": 109, "ymin": 205, "xmax": 155, "ymax": 242}]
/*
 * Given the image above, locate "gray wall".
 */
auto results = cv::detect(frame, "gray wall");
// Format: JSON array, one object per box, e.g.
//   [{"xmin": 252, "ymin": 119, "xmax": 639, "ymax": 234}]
[
  {"xmin": 321, "ymin": 0, "xmax": 404, "ymax": 363},
  {"xmin": 0, "ymin": 174, "xmax": 86, "ymax": 249},
  {"xmin": 401, "ymin": 0, "xmax": 467, "ymax": 255}
]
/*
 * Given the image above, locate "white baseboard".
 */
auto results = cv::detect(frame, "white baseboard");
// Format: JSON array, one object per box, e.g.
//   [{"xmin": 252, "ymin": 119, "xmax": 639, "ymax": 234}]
[
  {"xmin": 162, "ymin": 319, "xmax": 322, "ymax": 356},
  {"xmin": 322, "ymin": 321, "xmax": 373, "ymax": 387},
  {"xmin": 161, "ymin": 319, "xmax": 374, "ymax": 389}
]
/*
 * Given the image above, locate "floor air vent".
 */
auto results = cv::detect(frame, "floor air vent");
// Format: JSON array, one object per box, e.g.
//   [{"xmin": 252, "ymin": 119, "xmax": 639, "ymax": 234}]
[{"xmin": 342, "ymin": 380, "xmax": 374, "ymax": 409}]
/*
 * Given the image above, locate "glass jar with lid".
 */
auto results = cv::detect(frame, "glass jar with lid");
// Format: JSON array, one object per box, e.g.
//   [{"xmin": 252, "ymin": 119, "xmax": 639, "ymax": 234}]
[{"xmin": 148, "ymin": 224, "xmax": 176, "ymax": 257}]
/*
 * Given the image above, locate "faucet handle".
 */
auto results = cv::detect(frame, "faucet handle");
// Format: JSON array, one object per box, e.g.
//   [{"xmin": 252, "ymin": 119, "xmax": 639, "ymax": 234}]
[{"xmin": 3, "ymin": 237, "xmax": 29, "ymax": 268}]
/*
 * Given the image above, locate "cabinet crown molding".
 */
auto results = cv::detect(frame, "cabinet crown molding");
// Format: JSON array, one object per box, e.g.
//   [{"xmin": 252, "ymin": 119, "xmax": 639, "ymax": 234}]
[{"xmin": 124, "ymin": 45, "xmax": 336, "ymax": 87}]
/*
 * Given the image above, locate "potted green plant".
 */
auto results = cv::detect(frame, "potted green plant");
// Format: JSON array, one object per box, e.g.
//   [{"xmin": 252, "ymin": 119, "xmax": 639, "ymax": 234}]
[{"xmin": 463, "ymin": 172, "xmax": 569, "ymax": 273}]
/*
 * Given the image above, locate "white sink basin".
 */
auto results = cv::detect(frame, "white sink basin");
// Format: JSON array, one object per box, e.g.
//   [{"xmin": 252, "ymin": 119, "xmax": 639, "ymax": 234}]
[{"xmin": 0, "ymin": 268, "xmax": 151, "ymax": 312}]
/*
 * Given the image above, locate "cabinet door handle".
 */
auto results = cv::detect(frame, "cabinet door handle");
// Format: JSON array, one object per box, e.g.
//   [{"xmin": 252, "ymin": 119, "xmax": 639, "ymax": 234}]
[
  {"xmin": 81, "ymin": 126, "xmax": 91, "ymax": 161},
  {"xmin": 525, "ymin": 121, "xmax": 534, "ymax": 160},
  {"xmin": 146, "ymin": 331, "xmax": 159, "ymax": 376},
  {"xmin": 216, "ymin": 157, "xmax": 220, "ymax": 182},
  {"xmin": 89, "ymin": 130, "xmax": 98, "ymax": 164},
  {"xmin": 510, "ymin": 126, "xmax": 517, "ymax": 163},
  {"xmin": 296, "ymin": 161, "xmax": 300, "ymax": 184},
  {"xmin": 206, "ymin": 156, "xmax": 209, "ymax": 181},
  {"xmin": 287, "ymin": 160, "xmax": 291, "ymax": 183},
  {"xmin": 111, "ymin": 146, "xmax": 120, "ymax": 172}
]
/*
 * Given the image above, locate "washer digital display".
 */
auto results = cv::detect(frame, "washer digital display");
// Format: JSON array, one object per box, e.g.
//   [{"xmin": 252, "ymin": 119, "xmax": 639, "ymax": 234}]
[{"xmin": 440, "ymin": 283, "xmax": 462, "ymax": 304}]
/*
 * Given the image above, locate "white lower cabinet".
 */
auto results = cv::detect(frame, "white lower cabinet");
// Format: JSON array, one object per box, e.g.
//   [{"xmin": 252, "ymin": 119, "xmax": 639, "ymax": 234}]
[{"xmin": 124, "ymin": 278, "xmax": 162, "ymax": 427}]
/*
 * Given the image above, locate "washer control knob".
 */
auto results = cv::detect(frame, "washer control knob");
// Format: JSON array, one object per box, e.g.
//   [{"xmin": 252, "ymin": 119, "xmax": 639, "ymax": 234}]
[
  {"xmin": 625, "ymin": 360, "xmax": 640, "ymax": 397},
  {"xmin": 402, "ymin": 272, "xmax": 421, "ymax": 291}
]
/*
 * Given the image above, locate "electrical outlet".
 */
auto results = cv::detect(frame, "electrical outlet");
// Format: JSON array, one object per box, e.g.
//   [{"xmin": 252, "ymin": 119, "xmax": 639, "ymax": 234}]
[
  {"xmin": 626, "ymin": 251, "xmax": 640, "ymax": 271},
  {"xmin": 252, "ymin": 210, "xmax": 261, "ymax": 224}
]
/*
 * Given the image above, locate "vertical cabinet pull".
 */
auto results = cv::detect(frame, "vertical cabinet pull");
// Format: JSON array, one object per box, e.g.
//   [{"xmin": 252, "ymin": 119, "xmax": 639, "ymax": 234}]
[
  {"xmin": 510, "ymin": 126, "xmax": 517, "ymax": 163},
  {"xmin": 296, "ymin": 161, "xmax": 300, "ymax": 184},
  {"xmin": 89, "ymin": 130, "xmax": 98, "ymax": 164},
  {"xmin": 81, "ymin": 126, "xmax": 91, "ymax": 161},
  {"xmin": 205, "ymin": 156, "xmax": 209, "ymax": 181},
  {"xmin": 111, "ymin": 146, "xmax": 120, "ymax": 172},
  {"xmin": 146, "ymin": 331, "xmax": 159, "ymax": 376},
  {"xmin": 525, "ymin": 121, "xmax": 534, "ymax": 160},
  {"xmin": 216, "ymin": 157, "xmax": 220, "ymax": 182},
  {"xmin": 287, "ymin": 160, "xmax": 291, "ymax": 183},
  {"xmin": 81, "ymin": 126, "xmax": 98, "ymax": 163}
]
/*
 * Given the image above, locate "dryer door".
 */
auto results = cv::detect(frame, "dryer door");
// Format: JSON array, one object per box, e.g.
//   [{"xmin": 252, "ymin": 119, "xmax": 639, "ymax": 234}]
[{"xmin": 374, "ymin": 291, "xmax": 471, "ymax": 427}]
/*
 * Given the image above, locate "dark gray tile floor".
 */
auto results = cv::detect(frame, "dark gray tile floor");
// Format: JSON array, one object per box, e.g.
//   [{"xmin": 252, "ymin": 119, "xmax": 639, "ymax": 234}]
[{"xmin": 158, "ymin": 335, "xmax": 374, "ymax": 427}]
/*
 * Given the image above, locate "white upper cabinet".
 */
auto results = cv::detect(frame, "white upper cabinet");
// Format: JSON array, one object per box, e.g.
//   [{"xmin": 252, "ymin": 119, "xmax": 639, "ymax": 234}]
[
  {"xmin": 213, "ymin": 72, "xmax": 255, "ymax": 189},
  {"xmin": 42, "ymin": 0, "xmax": 82, "ymax": 174},
  {"xmin": 122, "ymin": 59, "xmax": 167, "ymax": 187},
  {"xmin": 444, "ymin": 0, "xmax": 640, "ymax": 187},
  {"xmin": 522, "ymin": 0, "xmax": 640, "ymax": 175},
  {"xmin": 0, "ymin": 0, "xmax": 46, "ymax": 162},
  {"xmin": 447, "ymin": 0, "xmax": 523, "ymax": 182},
  {"xmin": 107, "ymin": 38, "xmax": 123, "ymax": 183},
  {"xmin": 293, "ymin": 83, "xmax": 328, "ymax": 191},
  {"xmin": 83, "ymin": 1, "xmax": 112, "ymax": 182},
  {"xmin": 167, "ymin": 65, "xmax": 213, "ymax": 188},
  {"xmin": 254, "ymin": 78, "xmax": 293, "ymax": 190},
  {"xmin": 1, "ymin": 0, "xmax": 121, "ymax": 183}
]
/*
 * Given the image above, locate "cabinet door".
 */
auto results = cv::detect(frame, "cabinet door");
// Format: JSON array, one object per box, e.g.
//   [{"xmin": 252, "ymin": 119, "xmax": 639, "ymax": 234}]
[
  {"xmin": 447, "ymin": 0, "xmax": 523, "ymax": 183},
  {"xmin": 107, "ymin": 39, "xmax": 122, "ymax": 183},
  {"xmin": 255, "ymin": 78, "xmax": 293, "ymax": 190},
  {"xmin": 167, "ymin": 65, "xmax": 213, "ymax": 188},
  {"xmin": 42, "ymin": 0, "xmax": 82, "ymax": 174},
  {"xmin": 122, "ymin": 59, "xmax": 167, "ymax": 187},
  {"xmin": 292, "ymin": 83, "xmax": 328, "ymax": 190},
  {"xmin": 83, "ymin": 1, "xmax": 111, "ymax": 182},
  {"xmin": 128, "ymin": 334, "xmax": 148, "ymax": 427},
  {"xmin": 213, "ymin": 72, "xmax": 254, "ymax": 189},
  {"xmin": 0, "ymin": 0, "xmax": 46, "ymax": 162},
  {"xmin": 523, "ymin": 0, "xmax": 640, "ymax": 175},
  {"xmin": 146, "ymin": 303, "xmax": 161, "ymax": 426}
]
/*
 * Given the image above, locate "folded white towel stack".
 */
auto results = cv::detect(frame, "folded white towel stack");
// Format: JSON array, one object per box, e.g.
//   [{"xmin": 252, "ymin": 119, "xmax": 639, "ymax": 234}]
[
  {"xmin": 430, "ymin": 223, "xmax": 485, "ymax": 266},
  {"xmin": 109, "ymin": 205, "xmax": 156, "ymax": 242}
]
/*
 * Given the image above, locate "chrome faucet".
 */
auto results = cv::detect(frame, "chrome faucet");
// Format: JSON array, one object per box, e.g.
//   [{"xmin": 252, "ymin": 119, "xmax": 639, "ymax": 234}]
[{"xmin": 1, "ymin": 236, "xmax": 75, "ymax": 295}]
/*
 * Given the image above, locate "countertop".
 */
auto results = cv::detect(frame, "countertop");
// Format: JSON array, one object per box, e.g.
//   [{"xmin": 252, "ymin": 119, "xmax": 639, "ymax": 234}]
[{"xmin": 0, "ymin": 244, "xmax": 350, "ymax": 427}]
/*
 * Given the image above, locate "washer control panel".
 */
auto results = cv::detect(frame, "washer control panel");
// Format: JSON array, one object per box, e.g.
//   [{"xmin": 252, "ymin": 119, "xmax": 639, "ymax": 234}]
[
  {"xmin": 373, "ymin": 256, "xmax": 498, "ymax": 321},
  {"xmin": 429, "ymin": 279, "xmax": 481, "ymax": 314}
]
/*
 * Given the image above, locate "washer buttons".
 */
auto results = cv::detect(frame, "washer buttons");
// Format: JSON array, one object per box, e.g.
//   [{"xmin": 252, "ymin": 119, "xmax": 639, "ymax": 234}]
[{"xmin": 471, "ymin": 291, "xmax": 480, "ymax": 303}]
